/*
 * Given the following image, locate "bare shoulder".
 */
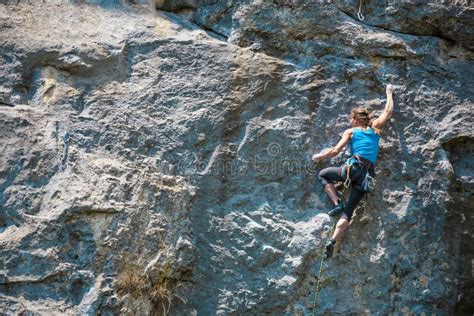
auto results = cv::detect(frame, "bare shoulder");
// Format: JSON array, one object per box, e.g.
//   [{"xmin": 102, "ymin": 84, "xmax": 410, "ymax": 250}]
[{"xmin": 343, "ymin": 128, "xmax": 354, "ymax": 138}]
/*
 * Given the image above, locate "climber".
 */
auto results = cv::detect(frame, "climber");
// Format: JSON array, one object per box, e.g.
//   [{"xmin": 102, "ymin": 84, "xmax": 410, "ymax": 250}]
[{"xmin": 312, "ymin": 84, "xmax": 394, "ymax": 258}]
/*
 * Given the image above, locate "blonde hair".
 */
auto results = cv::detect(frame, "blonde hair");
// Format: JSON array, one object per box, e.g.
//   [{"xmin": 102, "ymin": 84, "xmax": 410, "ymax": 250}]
[{"xmin": 350, "ymin": 107, "xmax": 381, "ymax": 135}]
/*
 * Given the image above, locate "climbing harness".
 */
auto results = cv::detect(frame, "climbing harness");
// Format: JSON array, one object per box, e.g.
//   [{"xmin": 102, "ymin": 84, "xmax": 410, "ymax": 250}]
[
  {"xmin": 352, "ymin": 155, "xmax": 375, "ymax": 192},
  {"xmin": 357, "ymin": 0, "xmax": 365, "ymax": 21},
  {"xmin": 343, "ymin": 155, "xmax": 376, "ymax": 192}
]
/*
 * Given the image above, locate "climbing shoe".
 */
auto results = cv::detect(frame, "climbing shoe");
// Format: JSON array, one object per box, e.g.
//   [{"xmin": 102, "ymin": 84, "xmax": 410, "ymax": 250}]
[
  {"xmin": 325, "ymin": 238, "xmax": 335, "ymax": 258},
  {"xmin": 328, "ymin": 202, "xmax": 344, "ymax": 217}
]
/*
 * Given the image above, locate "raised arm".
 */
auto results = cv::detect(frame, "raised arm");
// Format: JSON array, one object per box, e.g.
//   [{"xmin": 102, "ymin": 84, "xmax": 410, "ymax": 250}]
[
  {"xmin": 372, "ymin": 84, "xmax": 394, "ymax": 129},
  {"xmin": 312, "ymin": 128, "xmax": 353, "ymax": 162}
]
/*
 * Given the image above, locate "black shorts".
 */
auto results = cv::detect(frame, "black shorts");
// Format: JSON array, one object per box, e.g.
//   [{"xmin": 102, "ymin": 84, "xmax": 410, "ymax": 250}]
[{"xmin": 318, "ymin": 163, "xmax": 370, "ymax": 221}]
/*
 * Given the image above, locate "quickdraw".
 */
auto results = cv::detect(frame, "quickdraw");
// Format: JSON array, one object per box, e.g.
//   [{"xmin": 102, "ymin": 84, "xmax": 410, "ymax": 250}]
[{"xmin": 343, "ymin": 163, "xmax": 352, "ymax": 189}]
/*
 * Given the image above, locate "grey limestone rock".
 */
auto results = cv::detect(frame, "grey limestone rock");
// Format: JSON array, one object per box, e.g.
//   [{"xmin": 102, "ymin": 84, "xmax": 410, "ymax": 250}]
[{"xmin": 0, "ymin": 1, "xmax": 473, "ymax": 315}]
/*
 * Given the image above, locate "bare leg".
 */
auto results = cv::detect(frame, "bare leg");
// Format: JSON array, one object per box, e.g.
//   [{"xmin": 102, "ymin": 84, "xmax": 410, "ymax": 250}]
[
  {"xmin": 324, "ymin": 183, "xmax": 339, "ymax": 206},
  {"xmin": 332, "ymin": 218, "xmax": 349, "ymax": 242},
  {"xmin": 325, "ymin": 218, "xmax": 349, "ymax": 258}
]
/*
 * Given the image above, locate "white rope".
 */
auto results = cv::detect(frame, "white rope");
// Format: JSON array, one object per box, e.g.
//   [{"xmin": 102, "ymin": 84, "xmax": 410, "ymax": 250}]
[{"xmin": 357, "ymin": 0, "xmax": 365, "ymax": 21}]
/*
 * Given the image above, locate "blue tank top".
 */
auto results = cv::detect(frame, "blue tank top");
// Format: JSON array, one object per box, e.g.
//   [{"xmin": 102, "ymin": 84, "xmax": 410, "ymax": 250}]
[{"xmin": 350, "ymin": 127, "xmax": 380, "ymax": 164}]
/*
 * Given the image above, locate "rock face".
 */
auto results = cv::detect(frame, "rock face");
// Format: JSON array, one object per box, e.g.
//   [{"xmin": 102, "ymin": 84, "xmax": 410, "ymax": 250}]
[{"xmin": 0, "ymin": 1, "xmax": 473, "ymax": 315}]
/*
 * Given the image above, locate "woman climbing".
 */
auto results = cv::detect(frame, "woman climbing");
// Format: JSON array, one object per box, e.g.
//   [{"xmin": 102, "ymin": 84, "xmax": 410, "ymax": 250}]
[{"xmin": 312, "ymin": 84, "xmax": 394, "ymax": 258}]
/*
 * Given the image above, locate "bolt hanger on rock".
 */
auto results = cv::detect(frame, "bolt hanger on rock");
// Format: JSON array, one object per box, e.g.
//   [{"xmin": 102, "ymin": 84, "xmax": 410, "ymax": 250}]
[{"xmin": 358, "ymin": 0, "xmax": 365, "ymax": 21}]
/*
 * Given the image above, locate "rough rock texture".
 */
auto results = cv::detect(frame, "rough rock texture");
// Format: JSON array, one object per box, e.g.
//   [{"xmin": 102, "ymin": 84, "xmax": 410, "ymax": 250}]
[{"xmin": 0, "ymin": 1, "xmax": 473, "ymax": 315}]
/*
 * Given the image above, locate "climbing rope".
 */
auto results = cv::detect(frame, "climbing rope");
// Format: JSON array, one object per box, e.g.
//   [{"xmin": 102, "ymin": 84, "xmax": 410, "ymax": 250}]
[
  {"xmin": 311, "ymin": 219, "xmax": 337, "ymax": 316},
  {"xmin": 357, "ymin": 0, "xmax": 365, "ymax": 21},
  {"xmin": 311, "ymin": 181, "xmax": 350, "ymax": 315},
  {"xmin": 311, "ymin": 154, "xmax": 378, "ymax": 313}
]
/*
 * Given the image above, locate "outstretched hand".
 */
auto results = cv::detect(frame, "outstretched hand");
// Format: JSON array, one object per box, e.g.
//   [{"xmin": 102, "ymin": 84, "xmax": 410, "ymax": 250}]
[
  {"xmin": 386, "ymin": 84, "xmax": 394, "ymax": 95},
  {"xmin": 312, "ymin": 153, "xmax": 324, "ymax": 163}
]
